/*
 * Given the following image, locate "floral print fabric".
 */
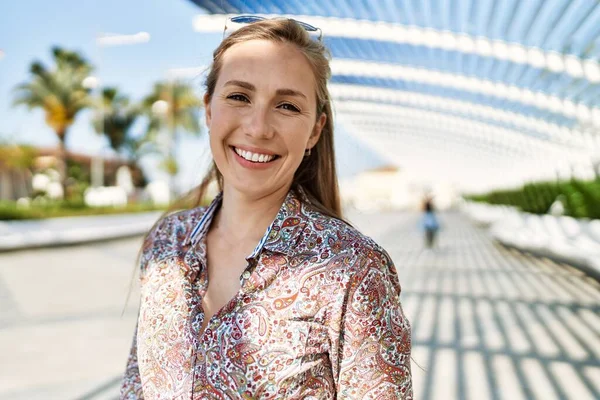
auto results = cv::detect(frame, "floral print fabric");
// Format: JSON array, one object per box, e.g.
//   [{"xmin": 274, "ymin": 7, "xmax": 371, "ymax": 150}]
[{"xmin": 120, "ymin": 188, "xmax": 412, "ymax": 399}]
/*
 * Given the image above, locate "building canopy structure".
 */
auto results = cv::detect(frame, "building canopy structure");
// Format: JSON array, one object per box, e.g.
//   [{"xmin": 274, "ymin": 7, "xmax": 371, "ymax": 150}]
[{"xmin": 188, "ymin": 0, "xmax": 600, "ymax": 192}]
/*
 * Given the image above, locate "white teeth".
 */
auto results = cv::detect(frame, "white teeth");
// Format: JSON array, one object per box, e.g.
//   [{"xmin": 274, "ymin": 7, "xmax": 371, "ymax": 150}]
[{"xmin": 234, "ymin": 147, "xmax": 275, "ymax": 163}]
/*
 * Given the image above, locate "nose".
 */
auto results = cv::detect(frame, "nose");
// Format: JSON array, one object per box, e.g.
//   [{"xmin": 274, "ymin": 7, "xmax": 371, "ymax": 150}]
[{"xmin": 244, "ymin": 104, "xmax": 274, "ymax": 140}]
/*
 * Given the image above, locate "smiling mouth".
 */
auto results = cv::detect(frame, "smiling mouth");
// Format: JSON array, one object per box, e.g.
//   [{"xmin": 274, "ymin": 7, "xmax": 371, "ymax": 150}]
[{"xmin": 232, "ymin": 146, "xmax": 280, "ymax": 163}]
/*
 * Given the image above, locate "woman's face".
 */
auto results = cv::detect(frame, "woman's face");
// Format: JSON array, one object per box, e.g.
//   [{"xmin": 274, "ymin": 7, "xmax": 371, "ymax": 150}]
[{"xmin": 205, "ymin": 39, "xmax": 326, "ymax": 199}]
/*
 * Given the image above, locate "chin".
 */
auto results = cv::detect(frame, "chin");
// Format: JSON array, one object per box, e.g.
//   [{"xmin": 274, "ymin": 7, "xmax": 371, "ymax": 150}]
[{"xmin": 227, "ymin": 176, "xmax": 291, "ymax": 199}]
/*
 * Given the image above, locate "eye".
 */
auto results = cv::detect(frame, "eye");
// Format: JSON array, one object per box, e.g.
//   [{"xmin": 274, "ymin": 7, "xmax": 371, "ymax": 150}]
[
  {"xmin": 278, "ymin": 103, "xmax": 300, "ymax": 112},
  {"xmin": 227, "ymin": 93, "xmax": 249, "ymax": 102}
]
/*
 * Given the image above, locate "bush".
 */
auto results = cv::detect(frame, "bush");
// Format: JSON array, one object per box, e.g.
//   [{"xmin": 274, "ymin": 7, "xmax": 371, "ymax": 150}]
[
  {"xmin": 0, "ymin": 200, "xmax": 166, "ymax": 220},
  {"xmin": 465, "ymin": 178, "xmax": 600, "ymax": 219}
]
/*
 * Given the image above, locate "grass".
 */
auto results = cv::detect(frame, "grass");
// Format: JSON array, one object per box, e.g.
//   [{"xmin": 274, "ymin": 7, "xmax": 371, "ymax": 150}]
[{"xmin": 0, "ymin": 200, "xmax": 167, "ymax": 220}]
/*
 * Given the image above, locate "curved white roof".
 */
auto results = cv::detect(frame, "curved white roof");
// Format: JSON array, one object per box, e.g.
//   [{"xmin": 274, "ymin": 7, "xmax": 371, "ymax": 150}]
[{"xmin": 188, "ymin": 1, "xmax": 600, "ymax": 191}]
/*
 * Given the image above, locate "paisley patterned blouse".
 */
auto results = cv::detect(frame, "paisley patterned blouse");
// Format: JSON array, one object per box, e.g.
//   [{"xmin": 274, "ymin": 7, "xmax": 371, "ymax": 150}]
[{"xmin": 120, "ymin": 188, "xmax": 412, "ymax": 399}]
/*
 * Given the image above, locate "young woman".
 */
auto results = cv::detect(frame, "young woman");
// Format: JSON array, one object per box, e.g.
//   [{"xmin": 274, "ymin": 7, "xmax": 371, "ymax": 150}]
[{"xmin": 120, "ymin": 17, "xmax": 412, "ymax": 399}]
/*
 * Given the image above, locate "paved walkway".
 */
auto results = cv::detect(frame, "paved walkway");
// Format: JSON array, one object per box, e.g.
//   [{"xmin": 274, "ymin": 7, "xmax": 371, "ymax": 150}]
[
  {"xmin": 0, "ymin": 211, "xmax": 598, "ymax": 399},
  {"xmin": 0, "ymin": 237, "xmax": 142, "ymax": 399},
  {"xmin": 0, "ymin": 211, "xmax": 161, "ymax": 251},
  {"xmin": 374, "ymin": 211, "xmax": 600, "ymax": 400}
]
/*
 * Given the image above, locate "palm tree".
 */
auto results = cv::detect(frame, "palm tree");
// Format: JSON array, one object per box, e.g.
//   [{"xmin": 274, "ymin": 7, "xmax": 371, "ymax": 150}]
[
  {"xmin": 92, "ymin": 87, "xmax": 156, "ymax": 159},
  {"xmin": 92, "ymin": 87, "xmax": 139, "ymax": 152},
  {"xmin": 13, "ymin": 46, "xmax": 93, "ymax": 195},
  {"xmin": 91, "ymin": 87, "xmax": 157, "ymax": 185},
  {"xmin": 142, "ymin": 80, "xmax": 202, "ymax": 196}
]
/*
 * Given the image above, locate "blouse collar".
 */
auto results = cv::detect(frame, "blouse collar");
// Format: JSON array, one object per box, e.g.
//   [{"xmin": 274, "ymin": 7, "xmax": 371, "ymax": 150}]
[{"xmin": 185, "ymin": 187, "xmax": 312, "ymax": 259}]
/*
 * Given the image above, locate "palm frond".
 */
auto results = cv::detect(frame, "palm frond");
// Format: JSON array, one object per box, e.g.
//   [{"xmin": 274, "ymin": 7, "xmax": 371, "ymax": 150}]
[
  {"xmin": 13, "ymin": 46, "xmax": 94, "ymax": 135},
  {"xmin": 91, "ymin": 86, "xmax": 142, "ymax": 154}
]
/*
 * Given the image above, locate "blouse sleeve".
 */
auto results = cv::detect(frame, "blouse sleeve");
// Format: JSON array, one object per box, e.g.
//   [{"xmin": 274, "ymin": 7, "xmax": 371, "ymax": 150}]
[
  {"xmin": 119, "ymin": 216, "xmax": 168, "ymax": 399},
  {"xmin": 118, "ymin": 209, "xmax": 192, "ymax": 398},
  {"xmin": 336, "ymin": 248, "xmax": 413, "ymax": 399},
  {"xmin": 119, "ymin": 319, "xmax": 144, "ymax": 399}
]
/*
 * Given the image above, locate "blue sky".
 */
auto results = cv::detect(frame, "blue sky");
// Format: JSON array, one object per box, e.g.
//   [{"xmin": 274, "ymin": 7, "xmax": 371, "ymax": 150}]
[{"xmin": 0, "ymin": 0, "xmax": 382, "ymax": 190}]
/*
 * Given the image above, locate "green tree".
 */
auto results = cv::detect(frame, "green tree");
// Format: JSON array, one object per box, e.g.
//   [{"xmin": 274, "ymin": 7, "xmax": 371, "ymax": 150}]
[
  {"xmin": 12, "ymin": 47, "xmax": 93, "ymax": 195},
  {"xmin": 92, "ymin": 87, "xmax": 139, "ymax": 152},
  {"xmin": 91, "ymin": 87, "xmax": 158, "ymax": 189},
  {"xmin": 142, "ymin": 80, "xmax": 202, "ymax": 195},
  {"xmin": 91, "ymin": 87, "xmax": 156, "ymax": 161},
  {"xmin": 0, "ymin": 144, "xmax": 37, "ymax": 170}
]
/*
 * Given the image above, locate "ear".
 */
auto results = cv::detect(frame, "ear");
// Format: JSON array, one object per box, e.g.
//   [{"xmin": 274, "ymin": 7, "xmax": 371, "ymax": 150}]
[
  {"xmin": 203, "ymin": 93, "xmax": 212, "ymax": 127},
  {"xmin": 308, "ymin": 112, "xmax": 326, "ymax": 149}
]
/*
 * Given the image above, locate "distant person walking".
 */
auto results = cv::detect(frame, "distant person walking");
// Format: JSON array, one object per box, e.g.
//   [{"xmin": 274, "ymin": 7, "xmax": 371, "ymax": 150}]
[{"xmin": 422, "ymin": 197, "xmax": 440, "ymax": 249}]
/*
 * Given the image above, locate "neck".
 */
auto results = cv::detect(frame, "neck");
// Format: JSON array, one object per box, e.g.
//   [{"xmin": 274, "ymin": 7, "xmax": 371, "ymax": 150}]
[{"xmin": 213, "ymin": 183, "xmax": 291, "ymax": 243}]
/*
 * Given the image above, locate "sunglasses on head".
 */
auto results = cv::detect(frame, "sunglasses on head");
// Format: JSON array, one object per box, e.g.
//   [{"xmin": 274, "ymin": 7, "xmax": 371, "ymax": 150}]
[{"xmin": 224, "ymin": 15, "xmax": 323, "ymax": 41}]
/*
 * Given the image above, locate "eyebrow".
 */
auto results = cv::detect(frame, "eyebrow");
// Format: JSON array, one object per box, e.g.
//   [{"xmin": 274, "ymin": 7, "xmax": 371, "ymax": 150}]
[
  {"xmin": 224, "ymin": 80, "xmax": 255, "ymax": 91},
  {"xmin": 224, "ymin": 80, "xmax": 307, "ymax": 100},
  {"xmin": 276, "ymin": 88, "xmax": 307, "ymax": 100}
]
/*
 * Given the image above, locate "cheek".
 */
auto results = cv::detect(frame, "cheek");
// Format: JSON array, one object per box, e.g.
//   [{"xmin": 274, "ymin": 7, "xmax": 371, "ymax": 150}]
[
  {"xmin": 207, "ymin": 119, "xmax": 228, "ymax": 162},
  {"xmin": 284, "ymin": 123, "xmax": 314, "ymax": 152},
  {"xmin": 209, "ymin": 130, "xmax": 228, "ymax": 163},
  {"xmin": 287, "ymin": 136, "xmax": 308, "ymax": 156},
  {"xmin": 208, "ymin": 106, "xmax": 234, "ymax": 140},
  {"xmin": 207, "ymin": 103, "xmax": 223, "ymax": 129}
]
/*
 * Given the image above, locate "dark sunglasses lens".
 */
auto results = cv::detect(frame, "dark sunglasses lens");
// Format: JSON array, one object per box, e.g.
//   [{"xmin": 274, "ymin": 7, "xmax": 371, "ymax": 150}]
[
  {"xmin": 295, "ymin": 21, "xmax": 318, "ymax": 32},
  {"xmin": 231, "ymin": 16, "xmax": 265, "ymax": 24}
]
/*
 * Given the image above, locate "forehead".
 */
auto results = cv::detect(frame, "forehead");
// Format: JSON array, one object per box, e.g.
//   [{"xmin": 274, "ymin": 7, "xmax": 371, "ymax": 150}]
[{"xmin": 217, "ymin": 39, "xmax": 317, "ymax": 99}]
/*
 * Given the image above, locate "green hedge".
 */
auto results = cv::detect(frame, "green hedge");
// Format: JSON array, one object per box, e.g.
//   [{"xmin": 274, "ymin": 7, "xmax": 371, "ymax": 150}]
[
  {"xmin": 465, "ymin": 178, "xmax": 600, "ymax": 219},
  {"xmin": 0, "ymin": 201, "xmax": 167, "ymax": 220}
]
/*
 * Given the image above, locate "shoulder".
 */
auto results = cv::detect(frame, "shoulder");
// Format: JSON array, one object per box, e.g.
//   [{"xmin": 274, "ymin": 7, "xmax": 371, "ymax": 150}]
[
  {"xmin": 139, "ymin": 206, "xmax": 208, "ymax": 270},
  {"xmin": 302, "ymin": 206, "xmax": 403, "ymax": 309},
  {"xmin": 148, "ymin": 206, "xmax": 207, "ymax": 242},
  {"xmin": 300, "ymin": 203, "xmax": 394, "ymax": 272}
]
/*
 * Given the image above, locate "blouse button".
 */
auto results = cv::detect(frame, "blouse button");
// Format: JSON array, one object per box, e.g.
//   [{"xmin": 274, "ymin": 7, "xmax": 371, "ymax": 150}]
[{"xmin": 242, "ymin": 271, "xmax": 251, "ymax": 279}]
